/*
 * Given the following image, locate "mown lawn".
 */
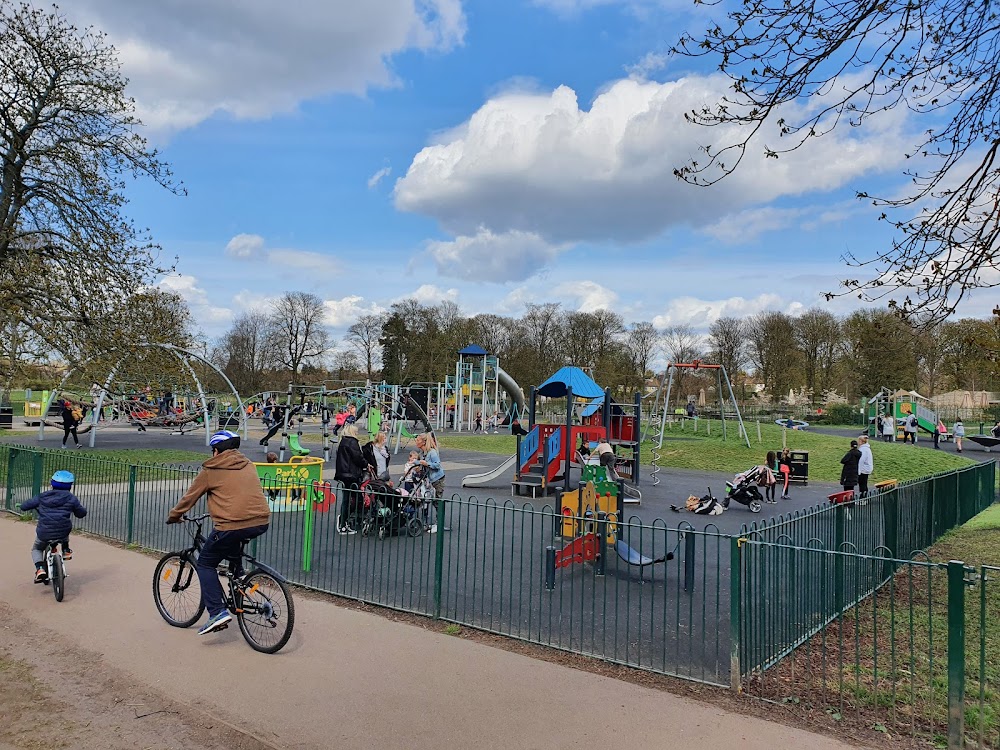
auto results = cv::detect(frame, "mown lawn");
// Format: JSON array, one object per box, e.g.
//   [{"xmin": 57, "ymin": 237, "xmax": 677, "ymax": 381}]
[
  {"xmin": 769, "ymin": 504, "xmax": 1000, "ymax": 746},
  {"xmin": 435, "ymin": 421, "xmax": 974, "ymax": 484}
]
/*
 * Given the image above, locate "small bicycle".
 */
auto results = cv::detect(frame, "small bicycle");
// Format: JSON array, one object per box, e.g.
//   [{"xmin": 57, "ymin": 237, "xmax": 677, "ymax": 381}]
[
  {"xmin": 152, "ymin": 514, "xmax": 295, "ymax": 654},
  {"xmin": 39, "ymin": 541, "xmax": 67, "ymax": 602}
]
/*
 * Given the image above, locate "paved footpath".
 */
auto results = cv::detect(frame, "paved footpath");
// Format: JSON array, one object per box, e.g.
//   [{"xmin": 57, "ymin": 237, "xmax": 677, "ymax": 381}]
[{"xmin": 0, "ymin": 517, "xmax": 862, "ymax": 750}]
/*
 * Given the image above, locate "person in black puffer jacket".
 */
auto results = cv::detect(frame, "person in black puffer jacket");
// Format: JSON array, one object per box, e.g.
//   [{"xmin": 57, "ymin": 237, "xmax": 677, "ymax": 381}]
[
  {"xmin": 21, "ymin": 470, "xmax": 88, "ymax": 583},
  {"xmin": 335, "ymin": 423, "xmax": 370, "ymax": 534},
  {"xmin": 840, "ymin": 440, "xmax": 862, "ymax": 494}
]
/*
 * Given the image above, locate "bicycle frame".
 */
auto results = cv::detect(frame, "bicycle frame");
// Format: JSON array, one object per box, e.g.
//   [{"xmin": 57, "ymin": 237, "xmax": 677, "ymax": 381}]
[{"xmin": 180, "ymin": 516, "xmax": 288, "ymax": 586}]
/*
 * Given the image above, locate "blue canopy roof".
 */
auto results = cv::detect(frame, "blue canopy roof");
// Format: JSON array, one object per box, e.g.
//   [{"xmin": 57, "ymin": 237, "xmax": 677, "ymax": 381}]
[
  {"xmin": 537, "ymin": 367, "xmax": 605, "ymax": 399},
  {"xmin": 458, "ymin": 344, "xmax": 488, "ymax": 356}
]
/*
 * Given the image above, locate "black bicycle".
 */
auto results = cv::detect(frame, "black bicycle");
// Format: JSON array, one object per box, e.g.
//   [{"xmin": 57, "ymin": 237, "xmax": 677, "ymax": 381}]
[{"xmin": 152, "ymin": 514, "xmax": 295, "ymax": 654}]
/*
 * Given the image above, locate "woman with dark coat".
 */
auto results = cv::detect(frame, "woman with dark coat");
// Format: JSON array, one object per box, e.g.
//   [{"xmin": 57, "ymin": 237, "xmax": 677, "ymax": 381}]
[
  {"xmin": 840, "ymin": 440, "xmax": 862, "ymax": 492},
  {"xmin": 335, "ymin": 424, "xmax": 369, "ymax": 534},
  {"xmin": 60, "ymin": 399, "xmax": 81, "ymax": 449}
]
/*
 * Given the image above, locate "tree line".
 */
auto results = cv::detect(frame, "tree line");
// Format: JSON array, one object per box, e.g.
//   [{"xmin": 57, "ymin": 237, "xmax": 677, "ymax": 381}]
[{"xmin": 210, "ymin": 296, "xmax": 1000, "ymax": 406}]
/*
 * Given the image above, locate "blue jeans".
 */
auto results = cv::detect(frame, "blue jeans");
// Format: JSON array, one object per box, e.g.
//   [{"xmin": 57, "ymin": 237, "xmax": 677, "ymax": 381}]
[{"xmin": 196, "ymin": 525, "xmax": 268, "ymax": 617}]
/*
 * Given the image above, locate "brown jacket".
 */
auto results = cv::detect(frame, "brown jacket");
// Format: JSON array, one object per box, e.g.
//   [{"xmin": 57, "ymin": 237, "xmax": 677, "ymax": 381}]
[{"xmin": 168, "ymin": 450, "xmax": 270, "ymax": 531}]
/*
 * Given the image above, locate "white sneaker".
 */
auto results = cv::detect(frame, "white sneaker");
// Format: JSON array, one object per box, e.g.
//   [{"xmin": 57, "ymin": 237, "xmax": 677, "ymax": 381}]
[{"xmin": 428, "ymin": 524, "xmax": 438, "ymax": 534}]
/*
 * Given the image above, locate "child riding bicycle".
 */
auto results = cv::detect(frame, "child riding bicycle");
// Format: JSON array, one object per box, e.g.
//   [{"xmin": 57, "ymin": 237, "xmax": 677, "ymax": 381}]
[
  {"xmin": 166, "ymin": 430, "xmax": 271, "ymax": 636},
  {"xmin": 21, "ymin": 470, "xmax": 88, "ymax": 583}
]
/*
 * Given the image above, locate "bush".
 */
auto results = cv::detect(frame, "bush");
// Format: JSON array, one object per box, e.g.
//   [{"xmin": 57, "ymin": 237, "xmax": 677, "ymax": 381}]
[{"xmin": 824, "ymin": 403, "xmax": 862, "ymax": 425}]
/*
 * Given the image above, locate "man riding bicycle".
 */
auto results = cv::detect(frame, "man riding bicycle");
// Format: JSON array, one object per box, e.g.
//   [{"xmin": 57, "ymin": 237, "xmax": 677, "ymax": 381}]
[{"xmin": 167, "ymin": 430, "xmax": 270, "ymax": 635}]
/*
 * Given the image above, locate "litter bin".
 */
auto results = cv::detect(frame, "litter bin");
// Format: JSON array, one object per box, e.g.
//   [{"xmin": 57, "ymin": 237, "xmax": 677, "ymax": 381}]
[
  {"xmin": 0, "ymin": 406, "xmax": 12, "ymax": 429},
  {"xmin": 776, "ymin": 449, "xmax": 809, "ymax": 485}
]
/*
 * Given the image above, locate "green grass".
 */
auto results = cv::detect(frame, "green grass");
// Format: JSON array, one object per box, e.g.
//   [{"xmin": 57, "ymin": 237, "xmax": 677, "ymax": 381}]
[
  {"xmin": 85, "ymin": 449, "xmax": 207, "ymax": 465},
  {"xmin": 786, "ymin": 503, "xmax": 1000, "ymax": 744},
  {"xmin": 437, "ymin": 421, "xmax": 974, "ymax": 483}
]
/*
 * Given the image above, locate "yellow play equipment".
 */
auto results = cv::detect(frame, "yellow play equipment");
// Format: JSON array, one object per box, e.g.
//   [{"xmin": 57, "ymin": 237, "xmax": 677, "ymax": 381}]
[{"xmin": 559, "ymin": 466, "xmax": 620, "ymax": 543}]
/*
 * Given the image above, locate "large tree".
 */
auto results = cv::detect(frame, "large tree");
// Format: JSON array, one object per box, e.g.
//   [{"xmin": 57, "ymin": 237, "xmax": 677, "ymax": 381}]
[
  {"xmin": 746, "ymin": 311, "xmax": 798, "ymax": 400},
  {"xmin": 1, "ymin": 2, "xmax": 181, "ymax": 344},
  {"xmin": 216, "ymin": 309, "xmax": 277, "ymax": 396},
  {"xmin": 270, "ymin": 292, "xmax": 330, "ymax": 377},
  {"xmin": 794, "ymin": 309, "xmax": 841, "ymax": 402},
  {"xmin": 675, "ymin": 0, "xmax": 1000, "ymax": 320},
  {"xmin": 344, "ymin": 313, "xmax": 385, "ymax": 381},
  {"xmin": 707, "ymin": 316, "xmax": 746, "ymax": 379}
]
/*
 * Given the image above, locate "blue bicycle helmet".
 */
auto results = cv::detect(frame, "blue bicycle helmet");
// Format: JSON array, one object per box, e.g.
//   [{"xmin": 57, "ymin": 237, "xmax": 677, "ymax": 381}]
[
  {"xmin": 209, "ymin": 429, "xmax": 241, "ymax": 452},
  {"xmin": 51, "ymin": 470, "xmax": 75, "ymax": 489}
]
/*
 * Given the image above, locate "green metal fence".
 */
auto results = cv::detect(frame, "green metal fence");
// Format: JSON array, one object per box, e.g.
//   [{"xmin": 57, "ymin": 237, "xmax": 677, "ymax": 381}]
[{"xmin": 0, "ymin": 443, "xmax": 996, "ymax": 744}]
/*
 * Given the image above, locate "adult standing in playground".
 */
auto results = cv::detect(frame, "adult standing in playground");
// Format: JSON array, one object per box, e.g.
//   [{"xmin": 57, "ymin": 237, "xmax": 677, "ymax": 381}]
[
  {"xmin": 904, "ymin": 411, "xmax": 918, "ymax": 444},
  {"xmin": 881, "ymin": 412, "xmax": 894, "ymax": 442},
  {"xmin": 857, "ymin": 435, "xmax": 873, "ymax": 496},
  {"xmin": 259, "ymin": 403, "xmax": 286, "ymax": 446},
  {"xmin": 60, "ymin": 399, "xmax": 81, "ymax": 449},
  {"xmin": 335, "ymin": 423, "xmax": 368, "ymax": 534},
  {"xmin": 840, "ymin": 439, "xmax": 862, "ymax": 494},
  {"xmin": 415, "ymin": 433, "xmax": 446, "ymax": 533},
  {"xmin": 954, "ymin": 419, "xmax": 965, "ymax": 452},
  {"xmin": 371, "ymin": 431, "xmax": 391, "ymax": 481}
]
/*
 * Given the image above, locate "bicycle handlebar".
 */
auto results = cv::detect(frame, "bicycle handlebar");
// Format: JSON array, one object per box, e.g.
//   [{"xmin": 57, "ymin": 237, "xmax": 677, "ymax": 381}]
[{"xmin": 182, "ymin": 513, "xmax": 211, "ymax": 522}]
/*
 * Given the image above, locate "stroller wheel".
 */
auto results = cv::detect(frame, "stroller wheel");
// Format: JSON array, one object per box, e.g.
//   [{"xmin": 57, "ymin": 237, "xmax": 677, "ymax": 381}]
[
  {"xmin": 407, "ymin": 518, "xmax": 424, "ymax": 537},
  {"xmin": 749, "ymin": 500, "xmax": 762, "ymax": 513}
]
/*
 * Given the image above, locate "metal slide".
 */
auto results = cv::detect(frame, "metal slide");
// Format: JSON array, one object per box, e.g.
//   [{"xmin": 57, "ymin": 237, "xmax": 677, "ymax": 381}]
[
  {"xmin": 496, "ymin": 366, "xmax": 526, "ymax": 416},
  {"xmin": 461, "ymin": 454, "xmax": 517, "ymax": 487}
]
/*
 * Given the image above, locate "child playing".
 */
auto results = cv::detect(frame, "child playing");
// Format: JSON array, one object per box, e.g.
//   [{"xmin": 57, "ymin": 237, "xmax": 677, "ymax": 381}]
[{"xmin": 21, "ymin": 470, "xmax": 88, "ymax": 583}]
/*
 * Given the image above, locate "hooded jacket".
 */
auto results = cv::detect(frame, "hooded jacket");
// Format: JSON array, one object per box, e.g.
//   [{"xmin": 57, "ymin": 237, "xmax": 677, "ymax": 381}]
[
  {"xmin": 168, "ymin": 450, "xmax": 270, "ymax": 530},
  {"xmin": 21, "ymin": 489, "xmax": 87, "ymax": 540},
  {"xmin": 335, "ymin": 426, "xmax": 368, "ymax": 486},
  {"xmin": 840, "ymin": 447, "xmax": 862, "ymax": 487}
]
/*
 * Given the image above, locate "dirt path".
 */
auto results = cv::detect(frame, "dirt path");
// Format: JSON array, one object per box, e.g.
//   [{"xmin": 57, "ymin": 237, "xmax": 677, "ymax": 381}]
[{"xmin": 0, "ymin": 516, "xmax": 865, "ymax": 750}]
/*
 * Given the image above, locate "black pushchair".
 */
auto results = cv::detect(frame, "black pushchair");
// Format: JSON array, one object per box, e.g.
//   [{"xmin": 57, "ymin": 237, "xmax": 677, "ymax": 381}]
[
  {"xmin": 724, "ymin": 466, "xmax": 765, "ymax": 513},
  {"xmin": 361, "ymin": 474, "xmax": 424, "ymax": 539}
]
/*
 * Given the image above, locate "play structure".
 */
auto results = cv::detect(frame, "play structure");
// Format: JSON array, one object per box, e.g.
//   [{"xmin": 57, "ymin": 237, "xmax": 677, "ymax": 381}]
[
  {"xmin": 444, "ymin": 345, "xmax": 525, "ymax": 432},
  {"xmin": 643, "ymin": 361, "xmax": 750, "ymax": 487},
  {"xmin": 254, "ymin": 455, "xmax": 330, "ymax": 573},
  {"xmin": 465, "ymin": 366, "xmax": 644, "ymax": 502},
  {"xmin": 866, "ymin": 388, "xmax": 941, "ymax": 441},
  {"xmin": 545, "ymin": 464, "xmax": 675, "ymax": 587},
  {"xmin": 35, "ymin": 343, "xmax": 245, "ymax": 448}
]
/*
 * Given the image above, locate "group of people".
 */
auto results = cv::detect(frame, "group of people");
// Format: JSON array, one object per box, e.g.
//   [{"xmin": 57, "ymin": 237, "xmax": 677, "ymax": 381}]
[
  {"xmin": 839, "ymin": 435, "xmax": 875, "ymax": 495},
  {"xmin": 333, "ymin": 423, "xmax": 446, "ymax": 535},
  {"xmin": 756, "ymin": 448, "xmax": 793, "ymax": 502}
]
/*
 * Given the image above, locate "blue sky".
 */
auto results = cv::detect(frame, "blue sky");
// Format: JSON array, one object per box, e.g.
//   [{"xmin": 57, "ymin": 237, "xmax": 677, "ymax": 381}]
[{"xmin": 56, "ymin": 0, "xmax": 992, "ymax": 343}]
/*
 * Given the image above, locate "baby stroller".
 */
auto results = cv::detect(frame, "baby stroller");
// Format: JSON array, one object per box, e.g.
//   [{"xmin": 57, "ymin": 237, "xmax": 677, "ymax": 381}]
[
  {"xmin": 356, "ymin": 472, "xmax": 420, "ymax": 539},
  {"xmin": 725, "ymin": 466, "xmax": 765, "ymax": 513}
]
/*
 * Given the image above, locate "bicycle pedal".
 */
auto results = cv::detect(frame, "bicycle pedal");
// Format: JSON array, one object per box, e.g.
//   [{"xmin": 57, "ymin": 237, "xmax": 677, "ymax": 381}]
[{"xmin": 217, "ymin": 623, "xmax": 230, "ymax": 631}]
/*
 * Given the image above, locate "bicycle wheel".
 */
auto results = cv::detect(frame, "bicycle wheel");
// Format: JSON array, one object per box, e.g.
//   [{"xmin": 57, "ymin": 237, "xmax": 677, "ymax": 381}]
[
  {"xmin": 50, "ymin": 554, "xmax": 65, "ymax": 603},
  {"xmin": 153, "ymin": 553, "xmax": 205, "ymax": 627},
  {"xmin": 235, "ymin": 569, "xmax": 295, "ymax": 654}
]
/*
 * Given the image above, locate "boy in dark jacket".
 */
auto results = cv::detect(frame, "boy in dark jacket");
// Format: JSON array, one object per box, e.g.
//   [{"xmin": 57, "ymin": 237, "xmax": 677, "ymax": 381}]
[{"xmin": 21, "ymin": 470, "xmax": 88, "ymax": 583}]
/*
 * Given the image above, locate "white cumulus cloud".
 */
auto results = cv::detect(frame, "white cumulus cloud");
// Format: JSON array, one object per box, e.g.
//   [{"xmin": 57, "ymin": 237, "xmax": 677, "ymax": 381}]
[
  {"xmin": 323, "ymin": 295, "xmax": 384, "ymax": 328},
  {"xmin": 395, "ymin": 74, "xmax": 907, "ymax": 245},
  {"xmin": 652, "ymin": 294, "xmax": 806, "ymax": 329},
  {"xmin": 552, "ymin": 281, "xmax": 619, "ymax": 312},
  {"xmin": 225, "ymin": 233, "xmax": 266, "ymax": 259},
  {"xmin": 427, "ymin": 228, "xmax": 564, "ymax": 282},
  {"xmin": 157, "ymin": 274, "xmax": 233, "ymax": 325},
  {"xmin": 64, "ymin": 1, "xmax": 466, "ymax": 133},
  {"xmin": 395, "ymin": 284, "xmax": 460, "ymax": 305}
]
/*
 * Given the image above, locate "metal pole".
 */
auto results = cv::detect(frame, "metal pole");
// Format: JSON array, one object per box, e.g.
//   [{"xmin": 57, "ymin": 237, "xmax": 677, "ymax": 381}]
[
  {"xmin": 658, "ymin": 366, "xmax": 676, "ymax": 449},
  {"xmin": 721, "ymin": 365, "xmax": 751, "ymax": 449},
  {"xmin": 279, "ymin": 384, "xmax": 292, "ymax": 462},
  {"xmin": 171, "ymin": 351, "xmax": 211, "ymax": 446},
  {"xmin": 89, "ymin": 362, "xmax": 121, "ymax": 448},
  {"xmin": 565, "ymin": 386, "xmax": 574, "ymax": 495}
]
